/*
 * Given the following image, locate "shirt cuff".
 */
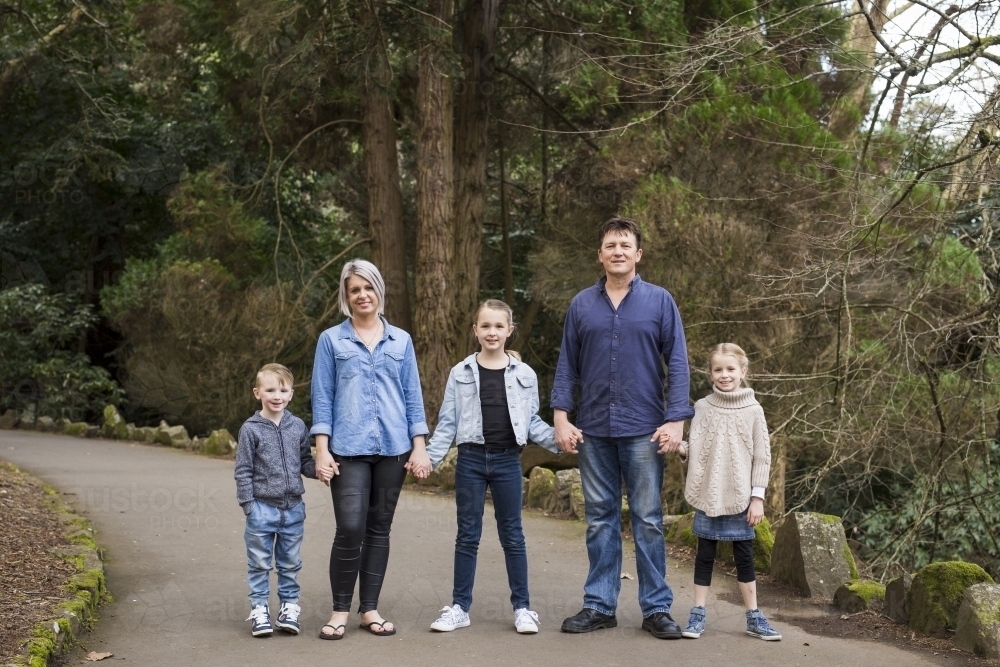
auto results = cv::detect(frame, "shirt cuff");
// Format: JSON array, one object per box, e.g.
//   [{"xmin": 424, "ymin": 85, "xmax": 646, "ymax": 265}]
[
  {"xmin": 408, "ymin": 422, "xmax": 430, "ymax": 440},
  {"xmin": 309, "ymin": 423, "xmax": 331, "ymax": 437},
  {"xmin": 751, "ymin": 487, "xmax": 765, "ymax": 500}
]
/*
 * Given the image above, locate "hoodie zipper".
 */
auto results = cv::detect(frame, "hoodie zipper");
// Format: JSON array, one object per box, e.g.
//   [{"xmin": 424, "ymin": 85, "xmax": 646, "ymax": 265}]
[{"xmin": 271, "ymin": 418, "xmax": 290, "ymax": 509}]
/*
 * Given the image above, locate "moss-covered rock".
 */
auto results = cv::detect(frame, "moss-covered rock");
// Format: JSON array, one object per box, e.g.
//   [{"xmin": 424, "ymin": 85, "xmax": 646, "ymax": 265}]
[
  {"xmin": 907, "ymin": 561, "xmax": 994, "ymax": 637},
  {"xmin": 519, "ymin": 444, "xmax": 576, "ymax": 475},
  {"xmin": 436, "ymin": 448, "xmax": 459, "ymax": 491},
  {"xmin": 716, "ymin": 517, "xmax": 774, "ymax": 572},
  {"xmin": 101, "ymin": 404, "xmax": 128, "ymax": 440},
  {"xmin": 526, "ymin": 466, "xmax": 556, "ymax": 510},
  {"xmin": 769, "ymin": 512, "xmax": 855, "ymax": 598},
  {"xmin": 834, "ymin": 580, "xmax": 886, "ymax": 613},
  {"xmin": 955, "ymin": 583, "xmax": 1000, "ymax": 658},
  {"xmin": 36, "ymin": 416, "xmax": 56, "ymax": 432},
  {"xmin": 665, "ymin": 512, "xmax": 698, "ymax": 549},
  {"xmin": 63, "ymin": 422, "xmax": 89, "ymax": 437},
  {"xmin": 200, "ymin": 428, "xmax": 236, "ymax": 456},
  {"xmin": 0, "ymin": 408, "xmax": 17, "ymax": 429},
  {"xmin": 570, "ymin": 482, "xmax": 585, "ymax": 519},
  {"xmin": 154, "ymin": 421, "xmax": 191, "ymax": 448}
]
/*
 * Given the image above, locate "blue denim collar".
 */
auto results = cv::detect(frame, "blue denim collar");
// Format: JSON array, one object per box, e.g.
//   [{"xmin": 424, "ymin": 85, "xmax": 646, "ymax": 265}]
[
  {"xmin": 336, "ymin": 315, "xmax": 397, "ymax": 343},
  {"xmin": 459, "ymin": 352, "xmax": 521, "ymax": 372}
]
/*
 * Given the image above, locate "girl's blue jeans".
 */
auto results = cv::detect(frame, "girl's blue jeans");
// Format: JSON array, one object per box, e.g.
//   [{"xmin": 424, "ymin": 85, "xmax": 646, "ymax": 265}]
[
  {"xmin": 244, "ymin": 499, "xmax": 305, "ymax": 608},
  {"xmin": 452, "ymin": 444, "xmax": 529, "ymax": 612}
]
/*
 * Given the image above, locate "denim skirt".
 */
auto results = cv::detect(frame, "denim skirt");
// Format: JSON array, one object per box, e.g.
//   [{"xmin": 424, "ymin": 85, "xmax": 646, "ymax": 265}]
[{"xmin": 692, "ymin": 508, "xmax": 755, "ymax": 541}]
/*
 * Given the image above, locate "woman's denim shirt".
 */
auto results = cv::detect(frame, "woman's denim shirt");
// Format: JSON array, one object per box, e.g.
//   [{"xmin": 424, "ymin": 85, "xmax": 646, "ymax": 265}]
[
  {"xmin": 310, "ymin": 317, "xmax": 429, "ymax": 456},
  {"xmin": 425, "ymin": 354, "xmax": 558, "ymax": 467}
]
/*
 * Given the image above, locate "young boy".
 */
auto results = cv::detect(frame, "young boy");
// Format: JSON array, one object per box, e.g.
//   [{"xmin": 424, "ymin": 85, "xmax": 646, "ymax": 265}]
[{"xmin": 235, "ymin": 363, "xmax": 316, "ymax": 637}]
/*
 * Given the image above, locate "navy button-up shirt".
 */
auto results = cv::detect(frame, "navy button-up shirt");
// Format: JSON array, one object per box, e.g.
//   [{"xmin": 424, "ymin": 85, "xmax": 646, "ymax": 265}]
[{"xmin": 551, "ymin": 274, "xmax": 695, "ymax": 437}]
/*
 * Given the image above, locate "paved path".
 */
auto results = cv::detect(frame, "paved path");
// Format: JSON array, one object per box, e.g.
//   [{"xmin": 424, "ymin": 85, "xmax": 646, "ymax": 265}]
[{"xmin": 2, "ymin": 431, "xmax": 949, "ymax": 666}]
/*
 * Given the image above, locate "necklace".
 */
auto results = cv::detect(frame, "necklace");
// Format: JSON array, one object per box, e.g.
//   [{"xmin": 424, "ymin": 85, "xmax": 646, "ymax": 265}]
[{"xmin": 356, "ymin": 319, "xmax": 382, "ymax": 351}]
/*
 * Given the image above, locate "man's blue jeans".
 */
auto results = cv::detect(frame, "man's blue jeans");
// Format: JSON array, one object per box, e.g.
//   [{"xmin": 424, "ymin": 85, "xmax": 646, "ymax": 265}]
[
  {"xmin": 453, "ymin": 445, "xmax": 529, "ymax": 612},
  {"xmin": 577, "ymin": 433, "xmax": 673, "ymax": 617},
  {"xmin": 244, "ymin": 499, "xmax": 306, "ymax": 608}
]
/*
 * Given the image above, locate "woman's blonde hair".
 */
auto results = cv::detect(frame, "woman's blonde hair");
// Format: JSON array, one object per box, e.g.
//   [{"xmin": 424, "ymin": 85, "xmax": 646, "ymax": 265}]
[
  {"xmin": 474, "ymin": 299, "xmax": 521, "ymax": 361},
  {"xmin": 708, "ymin": 343, "xmax": 749, "ymax": 380},
  {"xmin": 338, "ymin": 259, "xmax": 386, "ymax": 318}
]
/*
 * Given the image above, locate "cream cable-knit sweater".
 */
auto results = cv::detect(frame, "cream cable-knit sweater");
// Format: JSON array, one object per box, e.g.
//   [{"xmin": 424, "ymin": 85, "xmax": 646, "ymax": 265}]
[{"xmin": 683, "ymin": 386, "xmax": 771, "ymax": 517}]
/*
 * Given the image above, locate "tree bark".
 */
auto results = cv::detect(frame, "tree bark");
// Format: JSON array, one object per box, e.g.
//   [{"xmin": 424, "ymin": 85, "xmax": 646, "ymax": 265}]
[
  {"xmin": 499, "ymin": 125, "xmax": 514, "ymax": 305},
  {"xmin": 414, "ymin": 0, "xmax": 455, "ymax": 426},
  {"xmin": 828, "ymin": 0, "xmax": 892, "ymax": 135},
  {"xmin": 362, "ymin": 54, "xmax": 412, "ymax": 332},
  {"xmin": 452, "ymin": 0, "xmax": 499, "ymax": 358}
]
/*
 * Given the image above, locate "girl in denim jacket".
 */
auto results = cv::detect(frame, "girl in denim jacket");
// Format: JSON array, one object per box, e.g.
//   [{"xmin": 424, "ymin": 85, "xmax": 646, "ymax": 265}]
[{"xmin": 425, "ymin": 299, "xmax": 559, "ymax": 635}]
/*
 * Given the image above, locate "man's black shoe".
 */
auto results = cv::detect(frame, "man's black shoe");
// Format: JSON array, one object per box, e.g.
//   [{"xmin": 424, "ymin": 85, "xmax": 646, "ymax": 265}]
[
  {"xmin": 561, "ymin": 608, "xmax": 618, "ymax": 633},
  {"xmin": 642, "ymin": 612, "xmax": 682, "ymax": 639}
]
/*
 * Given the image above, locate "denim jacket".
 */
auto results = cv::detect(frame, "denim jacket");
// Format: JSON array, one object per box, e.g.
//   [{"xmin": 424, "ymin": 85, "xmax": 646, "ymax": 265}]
[
  {"xmin": 309, "ymin": 317, "xmax": 429, "ymax": 456},
  {"xmin": 426, "ymin": 353, "xmax": 558, "ymax": 467}
]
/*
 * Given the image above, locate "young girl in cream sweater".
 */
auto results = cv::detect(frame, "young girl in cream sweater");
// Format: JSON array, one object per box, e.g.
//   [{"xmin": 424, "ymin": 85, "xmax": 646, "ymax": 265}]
[{"xmin": 667, "ymin": 343, "xmax": 781, "ymax": 641}]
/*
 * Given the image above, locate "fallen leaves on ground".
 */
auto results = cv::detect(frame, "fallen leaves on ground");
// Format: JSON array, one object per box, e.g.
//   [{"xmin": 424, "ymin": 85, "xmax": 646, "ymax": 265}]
[{"xmin": 86, "ymin": 651, "xmax": 114, "ymax": 661}]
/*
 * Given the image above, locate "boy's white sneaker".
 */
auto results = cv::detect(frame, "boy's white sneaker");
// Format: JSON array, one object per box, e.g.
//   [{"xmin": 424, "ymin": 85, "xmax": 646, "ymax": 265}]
[
  {"xmin": 247, "ymin": 604, "xmax": 272, "ymax": 637},
  {"xmin": 514, "ymin": 608, "xmax": 539, "ymax": 634},
  {"xmin": 275, "ymin": 602, "xmax": 301, "ymax": 634},
  {"xmin": 430, "ymin": 604, "xmax": 470, "ymax": 632}
]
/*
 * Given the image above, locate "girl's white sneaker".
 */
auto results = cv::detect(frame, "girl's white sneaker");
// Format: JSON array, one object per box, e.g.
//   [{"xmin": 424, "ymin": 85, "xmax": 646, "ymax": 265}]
[
  {"xmin": 431, "ymin": 605, "xmax": 470, "ymax": 632},
  {"xmin": 514, "ymin": 608, "xmax": 539, "ymax": 634}
]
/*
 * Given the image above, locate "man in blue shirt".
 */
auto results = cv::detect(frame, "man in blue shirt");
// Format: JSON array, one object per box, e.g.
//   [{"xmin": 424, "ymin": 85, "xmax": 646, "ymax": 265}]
[{"xmin": 552, "ymin": 216, "xmax": 694, "ymax": 639}]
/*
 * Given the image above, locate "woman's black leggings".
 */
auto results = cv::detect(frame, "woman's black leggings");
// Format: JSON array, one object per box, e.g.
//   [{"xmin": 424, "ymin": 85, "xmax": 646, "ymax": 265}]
[
  {"xmin": 328, "ymin": 452, "xmax": 410, "ymax": 612},
  {"xmin": 694, "ymin": 537, "xmax": 755, "ymax": 586}
]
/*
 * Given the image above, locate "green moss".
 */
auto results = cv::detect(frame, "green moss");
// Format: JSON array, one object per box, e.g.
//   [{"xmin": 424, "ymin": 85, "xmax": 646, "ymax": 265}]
[
  {"xmin": 822, "ymin": 514, "xmax": 841, "ymax": 525},
  {"xmin": 63, "ymin": 422, "xmax": 89, "ymax": 437},
  {"xmin": 26, "ymin": 625, "xmax": 58, "ymax": 667},
  {"xmin": 908, "ymin": 561, "xmax": 994, "ymax": 637},
  {"xmin": 752, "ymin": 518, "xmax": 774, "ymax": 572},
  {"xmin": 677, "ymin": 527, "xmax": 698, "ymax": 549},
  {"xmin": 844, "ymin": 542, "xmax": 859, "ymax": 580},
  {"xmin": 848, "ymin": 580, "xmax": 886, "ymax": 604}
]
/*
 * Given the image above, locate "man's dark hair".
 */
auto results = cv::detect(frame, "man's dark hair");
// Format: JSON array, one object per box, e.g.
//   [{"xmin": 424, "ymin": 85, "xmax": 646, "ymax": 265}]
[{"xmin": 598, "ymin": 216, "xmax": 642, "ymax": 249}]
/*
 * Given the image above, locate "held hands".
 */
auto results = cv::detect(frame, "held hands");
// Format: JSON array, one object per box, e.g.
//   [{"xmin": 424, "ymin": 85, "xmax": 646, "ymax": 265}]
[
  {"xmin": 554, "ymin": 410, "xmax": 583, "ymax": 454},
  {"xmin": 746, "ymin": 497, "xmax": 765, "ymax": 527},
  {"xmin": 652, "ymin": 421, "xmax": 684, "ymax": 454},
  {"xmin": 405, "ymin": 450, "xmax": 433, "ymax": 480},
  {"xmin": 315, "ymin": 451, "xmax": 339, "ymax": 486}
]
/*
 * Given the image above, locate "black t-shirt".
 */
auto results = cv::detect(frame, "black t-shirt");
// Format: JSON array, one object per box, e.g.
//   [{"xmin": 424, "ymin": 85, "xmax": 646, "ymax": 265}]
[{"xmin": 476, "ymin": 363, "xmax": 518, "ymax": 448}]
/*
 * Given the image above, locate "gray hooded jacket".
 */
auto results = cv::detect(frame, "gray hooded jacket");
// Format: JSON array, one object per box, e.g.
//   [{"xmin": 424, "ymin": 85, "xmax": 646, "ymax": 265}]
[{"xmin": 235, "ymin": 410, "xmax": 316, "ymax": 515}]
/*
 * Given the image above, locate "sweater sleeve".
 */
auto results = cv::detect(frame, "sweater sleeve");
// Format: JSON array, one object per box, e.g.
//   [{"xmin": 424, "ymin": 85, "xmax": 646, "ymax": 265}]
[
  {"xmin": 750, "ymin": 406, "xmax": 772, "ymax": 490},
  {"xmin": 234, "ymin": 423, "xmax": 256, "ymax": 514}
]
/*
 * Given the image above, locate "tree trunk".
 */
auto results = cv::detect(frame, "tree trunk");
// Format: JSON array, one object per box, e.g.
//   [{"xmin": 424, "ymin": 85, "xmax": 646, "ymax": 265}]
[
  {"xmin": 362, "ymin": 58, "xmax": 412, "ymax": 332},
  {"xmin": 452, "ymin": 0, "xmax": 499, "ymax": 358},
  {"xmin": 414, "ymin": 0, "xmax": 455, "ymax": 426},
  {"xmin": 828, "ymin": 0, "xmax": 891, "ymax": 135},
  {"xmin": 499, "ymin": 125, "xmax": 514, "ymax": 305}
]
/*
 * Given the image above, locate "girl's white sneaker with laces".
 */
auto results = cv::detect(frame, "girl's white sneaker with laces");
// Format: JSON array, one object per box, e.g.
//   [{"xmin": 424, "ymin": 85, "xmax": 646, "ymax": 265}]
[
  {"xmin": 430, "ymin": 604, "xmax": 470, "ymax": 632},
  {"xmin": 514, "ymin": 608, "xmax": 539, "ymax": 634}
]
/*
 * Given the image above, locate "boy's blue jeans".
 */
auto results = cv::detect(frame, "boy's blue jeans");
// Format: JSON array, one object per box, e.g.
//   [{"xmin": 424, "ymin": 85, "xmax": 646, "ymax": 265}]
[
  {"xmin": 453, "ymin": 444, "xmax": 529, "ymax": 612},
  {"xmin": 244, "ymin": 499, "xmax": 306, "ymax": 608},
  {"xmin": 577, "ymin": 433, "xmax": 673, "ymax": 617}
]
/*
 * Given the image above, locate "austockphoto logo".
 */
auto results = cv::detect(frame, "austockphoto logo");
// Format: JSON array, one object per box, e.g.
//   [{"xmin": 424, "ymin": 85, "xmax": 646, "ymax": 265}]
[
  {"xmin": 2, "ymin": 161, "xmax": 86, "ymax": 204},
  {"xmin": 63, "ymin": 483, "xmax": 221, "ymax": 515}
]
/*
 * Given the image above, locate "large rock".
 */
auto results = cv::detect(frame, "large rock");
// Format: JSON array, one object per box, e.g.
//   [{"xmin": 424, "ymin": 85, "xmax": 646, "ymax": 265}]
[
  {"xmin": 136, "ymin": 426, "xmax": 158, "ymax": 443},
  {"xmin": 64, "ymin": 422, "xmax": 89, "ymax": 437},
  {"xmin": 885, "ymin": 573, "xmax": 912, "ymax": 623},
  {"xmin": 955, "ymin": 583, "xmax": 1000, "ymax": 658},
  {"xmin": 569, "ymin": 482, "xmax": 585, "ymax": 519},
  {"xmin": 834, "ymin": 580, "xmax": 886, "ymax": 613},
  {"xmin": 907, "ymin": 561, "xmax": 994, "ymax": 637},
  {"xmin": 717, "ymin": 517, "xmax": 776, "ymax": 572},
  {"xmin": 665, "ymin": 512, "xmax": 697, "ymax": 549},
  {"xmin": 769, "ymin": 512, "xmax": 857, "ymax": 598},
  {"xmin": 200, "ymin": 429, "xmax": 237, "ymax": 457},
  {"xmin": 519, "ymin": 444, "xmax": 577, "ymax": 475},
  {"xmin": 548, "ymin": 468, "xmax": 581, "ymax": 515},
  {"xmin": 436, "ymin": 448, "xmax": 459, "ymax": 490},
  {"xmin": 526, "ymin": 466, "xmax": 556, "ymax": 510},
  {"xmin": 36, "ymin": 416, "xmax": 56, "ymax": 432},
  {"xmin": 16, "ymin": 406, "xmax": 35, "ymax": 429},
  {"xmin": 101, "ymin": 405, "xmax": 128, "ymax": 440},
  {"xmin": 155, "ymin": 421, "xmax": 191, "ymax": 449},
  {"xmin": 0, "ymin": 409, "xmax": 17, "ymax": 429}
]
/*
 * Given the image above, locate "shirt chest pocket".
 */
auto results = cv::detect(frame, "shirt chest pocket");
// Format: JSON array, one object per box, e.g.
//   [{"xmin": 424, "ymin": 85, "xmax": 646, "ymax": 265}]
[
  {"xmin": 456, "ymin": 374, "xmax": 477, "ymax": 398},
  {"xmin": 380, "ymin": 351, "xmax": 404, "ymax": 379},
  {"xmin": 335, "ymin": 352, "xmax": 360, "ymax": 380},
  {"xmin": 514, "ymin": 374, "xmax": 535, "ymax": 406}
]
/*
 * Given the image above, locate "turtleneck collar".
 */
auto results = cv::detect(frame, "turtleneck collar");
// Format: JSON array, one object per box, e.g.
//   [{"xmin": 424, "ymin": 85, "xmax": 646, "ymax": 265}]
[{"xmin": 705, "ymin": 385, "xmax": 757, "ymax": 409}]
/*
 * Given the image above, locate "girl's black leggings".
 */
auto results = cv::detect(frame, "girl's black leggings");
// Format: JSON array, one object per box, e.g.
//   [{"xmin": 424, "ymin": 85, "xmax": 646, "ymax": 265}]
[
  {"xmin": 328, "ymin": 452, "xmax": 410, "ymax": 612},
  {"xmin": 694, "ymin": 537, "xmax": 755, "ymax": 586}
]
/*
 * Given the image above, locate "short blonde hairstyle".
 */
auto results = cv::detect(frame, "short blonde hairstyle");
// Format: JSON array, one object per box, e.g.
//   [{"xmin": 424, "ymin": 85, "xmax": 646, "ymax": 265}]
[
  {"xmin": 708, "ymin": 343, "xmax": 750, "ymax": 378},
  {"xmin": 256, "ymin": 363, "xmax": 294, "ymax": 388},
  {"xmin": 338, "ymin": 259, "xmax": 386, "ymax": 318}
]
